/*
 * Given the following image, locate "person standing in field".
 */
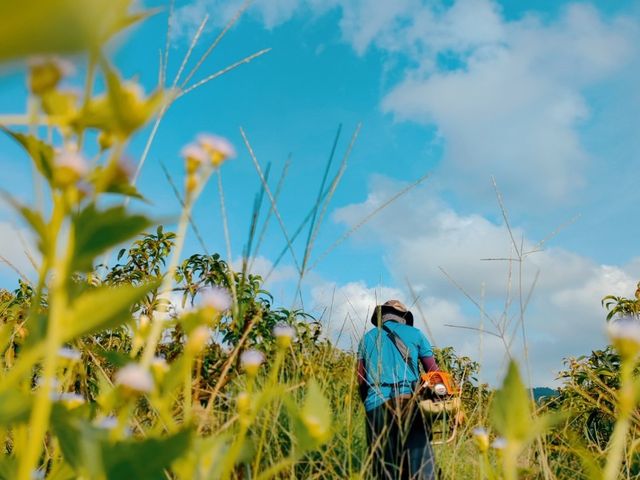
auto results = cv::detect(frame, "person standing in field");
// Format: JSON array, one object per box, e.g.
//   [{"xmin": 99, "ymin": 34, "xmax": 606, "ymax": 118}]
[{"xmin": 357, "ymin": 300, "xmax": 439, "ymax": 480}]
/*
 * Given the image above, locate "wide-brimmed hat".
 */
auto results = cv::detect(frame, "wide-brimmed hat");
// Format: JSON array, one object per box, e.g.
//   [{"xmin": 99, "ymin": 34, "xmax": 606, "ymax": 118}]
[{"xmin": 370, "ymin": 299, "xmax": 414, "ymax": 327}]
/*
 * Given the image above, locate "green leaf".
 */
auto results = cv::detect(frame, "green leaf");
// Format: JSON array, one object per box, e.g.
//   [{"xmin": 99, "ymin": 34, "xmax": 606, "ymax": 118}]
[
  {"xmin": 0, "ymin": 390, "xmax": 32, "ymax": 425},
  {"xmin": 52, "ymin": 405, "xmax": 192, "ymax": 480},
  {"xmin": 89, "ymin": 345, "xmax": 131, "ymax": 368},
  {"xmin": 490, "ymin": 360, "xmax": 532, "ymax": 442},
  {"xmin": 104, "ymin": 180, "xmax": 145, "ymax": 200},
  {"xmin": 0, "ymin": 457, "xmax": 17, "ymax": 480},
  {"xmin": 0, "ymin": 194, "xmax": 49, "ymax": 255},
  {"xmin": 46, "ymin": 460, "xmax": 77, "ymax": 480},
  {"xmin": 1, "ymin": 128, "xmax": 54, "ymax": 182},
  {"xmin": 2, "ymin": 194, "xmax": 49, "ymax": 255},
  {"xmin": 62, "ymin": 281, "xmax": 159, "ymax": 342},
  {"xmin": 102, "ymin": 429, "xmax": 192, "ymax": 480},
  {"xmin": 72, "ymin": 203, "xmax": 154, "ymax": 272},
  {"xmin": 52, "ymin": 405, "xmax": 106, "ymax": 478},
  {"xmin": 0, "ymin": 0, "xmax": 148, "ymax": 62},
  {"xmin": 286, "ymin": 380, "xmax": 332, "ymax": 453}
]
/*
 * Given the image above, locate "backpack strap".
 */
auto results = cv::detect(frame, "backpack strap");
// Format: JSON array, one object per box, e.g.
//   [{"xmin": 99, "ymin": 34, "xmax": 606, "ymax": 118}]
[{"xmin": 381, "ymin": 324, "xmax": 418, "ymax": 378}]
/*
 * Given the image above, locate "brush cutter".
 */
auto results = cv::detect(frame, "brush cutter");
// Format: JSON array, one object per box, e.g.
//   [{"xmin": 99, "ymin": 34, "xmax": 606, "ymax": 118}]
[{"xmin": 418, "ymin": 371, "xmax": 463, "ymax": 445}]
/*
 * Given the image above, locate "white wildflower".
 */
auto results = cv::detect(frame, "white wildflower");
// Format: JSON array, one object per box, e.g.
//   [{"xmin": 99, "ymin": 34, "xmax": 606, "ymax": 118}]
[
  {"xmin": 607, "ymin": 316, "xmax": 640, "ymax": 359},
  {"xmin": 472, "ymin": 427, "xmax": 489, "ymax": 452},
  {"xmin": 181, "ymin": 143, "xmax": 208, "ymax": 171},
  {"xmin": 199, "ymin": 286, "xmax": 232, "ymax": 313},
  {"xmin": 273, "ymin": 322, "xmax": 296, "ymax": 349},
  {"xmin": 240, "ymin": 349, "xmax": 264, "ymax": 377},
  {"xmin": 57, "ymin": 347, "xmax": 81, "ymax": 361},
  {"xmin": 95, "ymin": 416, "xmax": 118, "ymax": 430},
  {"xmin": 186, "ymin": 326, "xmax": 210, "ymax": 355},
  {"xmin": 53, "ymin": 145, "xmax": 88, "ymax": 186},
  {"xmin": 491, "ymin": 437, "xmax": 507, "ymax": 450},
  {"xmin": 197, "ymin": 133, "xmax": 236, "ymax": 166},
  {"xmin": 51, "ymin": 392, "xmax": 85, "ymax": 408},
  {"xmin": 115, "ymin": 363, "xmax": 154, "ymax": 394}
]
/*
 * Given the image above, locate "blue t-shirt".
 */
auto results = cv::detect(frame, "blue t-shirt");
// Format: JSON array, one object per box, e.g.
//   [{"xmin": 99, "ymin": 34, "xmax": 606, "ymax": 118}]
[{"xmin": 358, "ymin": 321, "xmax": 434, "ymax": 411}]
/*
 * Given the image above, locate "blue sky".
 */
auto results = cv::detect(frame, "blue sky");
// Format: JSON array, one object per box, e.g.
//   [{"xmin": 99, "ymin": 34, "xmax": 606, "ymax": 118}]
[{"xmin": 0, "ymin": 0, "xmax": 639, "ymax": 385}]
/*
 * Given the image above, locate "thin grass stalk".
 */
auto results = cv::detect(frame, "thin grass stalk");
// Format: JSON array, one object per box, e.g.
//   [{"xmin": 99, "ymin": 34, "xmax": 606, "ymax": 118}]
[
  {"xmin": 160, "ymin": 161, "xmax": 208, "ymax": 253},
  {"xmin": 160, "ymin": 0, "xmax": 175, "ymax": 88},
  {"xmin": 179, "ymin": 49, "xmax": 272, "ymax": 98},
  {"xmin": 309, "ymin": 168, "xmax": 428, "ymax": 272},
  {"xmin": 140, "ymin": 167, "xmax": 213, "ymax": 366},
  {"xmin": 250, "ymin": 154, "xmax": 291, "ymax": 271},
  {"xmin": 240, "ymin": 127, "xmax": 301, "ymax": 273},
  {"xmin": 292, "ymin": 125, "xmax": 342, "ymax": 300},
  {"xmin": 216, "ymin": 169, "xmax": 239, "ymax": 319},
  {"xmin": 242, "ymin": 163, "xmax": 271, "ymax": 281},
  {"xmin": 180, "ymin": 0, "xmax": 251, "ymax": 88}
]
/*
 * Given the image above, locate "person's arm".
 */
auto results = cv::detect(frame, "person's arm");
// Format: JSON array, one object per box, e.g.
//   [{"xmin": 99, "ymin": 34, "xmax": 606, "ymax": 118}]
[
  {"xmin": 357, "ymin": 358, "xmax": 368, "ymax": 403},
  {"xmin": 417, "ymin": 330, "xmax": 438, "ymax": 372},
  {"xmin": 420, "ymin": 355, "xmax": 439, "ymax": 373}
]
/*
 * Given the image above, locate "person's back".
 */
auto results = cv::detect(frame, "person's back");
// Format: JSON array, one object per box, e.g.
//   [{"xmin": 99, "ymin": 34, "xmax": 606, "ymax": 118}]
[
  {"xmin": 359, "ymin": 321, "xmax": 432, "ymax": 412},
  {"xmin": 357, "ymin": 300, "xmax": 438, "ymax": 480}
]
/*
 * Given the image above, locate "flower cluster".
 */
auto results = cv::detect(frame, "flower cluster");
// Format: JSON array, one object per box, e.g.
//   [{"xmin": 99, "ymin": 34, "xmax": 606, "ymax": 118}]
[{"xmin": 181, "ymin": 133, "xmax": 236, "ymax": 195}]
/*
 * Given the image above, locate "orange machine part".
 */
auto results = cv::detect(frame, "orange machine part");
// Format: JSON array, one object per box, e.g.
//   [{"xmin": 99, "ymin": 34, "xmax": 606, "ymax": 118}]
[{"xmin": 420, "ymin": 371, "xmax": 457, "ymax": 395}]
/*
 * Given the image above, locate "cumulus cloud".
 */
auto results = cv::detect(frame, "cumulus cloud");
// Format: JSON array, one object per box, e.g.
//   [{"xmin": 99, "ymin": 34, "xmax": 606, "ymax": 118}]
[
  {"xmin": 379, "ymin": 2, "xmax": 635, "ymax": 207},
  {"xmin": 172, "ymin": 0, "xmax": 637, "ymax": 209},
  {"xmin": 327, "ymin": 176, "xmax": 638, "ymax": 385}
]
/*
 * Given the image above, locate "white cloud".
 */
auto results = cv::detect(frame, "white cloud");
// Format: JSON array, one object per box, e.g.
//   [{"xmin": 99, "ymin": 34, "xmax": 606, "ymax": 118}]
[
  {"xmin": 329, "ymin": 176, "xmax": 638, "ymax": 385},
  {"xmin": 380, "ymin": 3, "xmax": 636, "ymax": 207},
  {"xmin": 309, "ymin": 279, "xmax": 402, "ymax": 349},
  {"xmin": 172, "ymin": 0, "xmax": 637, "ymax": 208}
]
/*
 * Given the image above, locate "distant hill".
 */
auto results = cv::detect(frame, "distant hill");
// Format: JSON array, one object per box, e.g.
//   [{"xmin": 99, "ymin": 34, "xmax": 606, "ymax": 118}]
[{"xmin": 532, "ymin": 387, "xmax": 558, "ymax": 401}]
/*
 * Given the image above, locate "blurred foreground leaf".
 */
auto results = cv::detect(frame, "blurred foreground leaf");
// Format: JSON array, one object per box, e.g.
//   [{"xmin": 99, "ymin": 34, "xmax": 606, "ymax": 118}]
[
  {"xmin": 53, "ymin": 405, "xmax": 192, "ymax": 479},
  {"xmin": 287, "ymin": 380, "xmax": 332, "ymax": 453},
  {"xmin": 1, "ymin": 128, "xmax": 54, "ymax": 183},
  {"xmin": 0, "ymin": 0, "xmax": 149, "ymax": 63},
  {"xmin": 0, "ymin": 390, "xmax": 32, "ymax": 425},
  {"xmin": 72, "ymin": 204, "xmax": 154, "ymax": 272},
  {"xmin": 63, "ymin": 281, "xmax": 159, "ymax": 341},
  {"xmin": 491, "ymin": 360, "xmax": 532, "ymax": 442}
]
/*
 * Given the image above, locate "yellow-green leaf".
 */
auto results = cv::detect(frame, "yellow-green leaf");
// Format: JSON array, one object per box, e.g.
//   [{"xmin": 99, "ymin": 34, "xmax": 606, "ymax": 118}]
[{"xmin": 62, "ymin": 281, "xmax": 159, "ymax": 342}]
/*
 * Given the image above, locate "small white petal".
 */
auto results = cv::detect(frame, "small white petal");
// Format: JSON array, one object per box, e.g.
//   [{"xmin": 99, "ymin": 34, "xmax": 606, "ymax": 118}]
[
  {"xmin": 57, "ymin": 347, "xmax": 81, "ymax": 361},
  {"xmin": 273, "ymin": 323, "xmax": 296, "ymax": 340},
  {"xmin": 54, "ymin": 147, "xmax": 89, "ymax": 177},
  {"xmin": 197, "ymin": 134, "xmax": 236, "ymax": 158},
  {"xmin": 240, "ymin": 349, "xmax": 265, "ymax": 368},
  {"xmin": 199, "ymin": 286, "xmax": 232, "ymax": 312},
  {"xmin": 491, "ymin": 437, "xmax": 507, "ymax": 450},
  {"xmin": 51, "ymin": 392, "xmax": 85, "ymax": 405},
  {"xmin": 181, "ymin": 144, "xmax": 208, "ymax": 164},
  {"xmin": 472, "ymin": 427, "xmax": 488, "ymax": 437},
  {"xmin": 115, "ymin": 363, "xmax": 154, "ymax": 393},
  {"xmin": 607, "ymin": 316, "xmax": 640, "ymax": 343},
  {"xmin": 95, "ymin": 416, "xmax": 118, "ymax": 430}
]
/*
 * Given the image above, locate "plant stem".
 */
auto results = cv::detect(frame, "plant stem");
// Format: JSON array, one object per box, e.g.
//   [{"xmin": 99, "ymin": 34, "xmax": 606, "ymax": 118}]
[
  {"xmin": 140, "ymin": 168, "xmax": 212, "ymax": 367},
  {"xmin": 17, "ymin": 194, "xmax": 67, "ymax": 480},
  {"xmin": 603, "ymin": 359, "xmax": 635, "ymax": 480}
]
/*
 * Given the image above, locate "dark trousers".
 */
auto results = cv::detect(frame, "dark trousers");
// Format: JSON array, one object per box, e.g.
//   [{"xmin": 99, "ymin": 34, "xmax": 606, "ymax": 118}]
[{"xmin": 365, "ymin": 399, "xmax": 436, "ymax": 480}]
